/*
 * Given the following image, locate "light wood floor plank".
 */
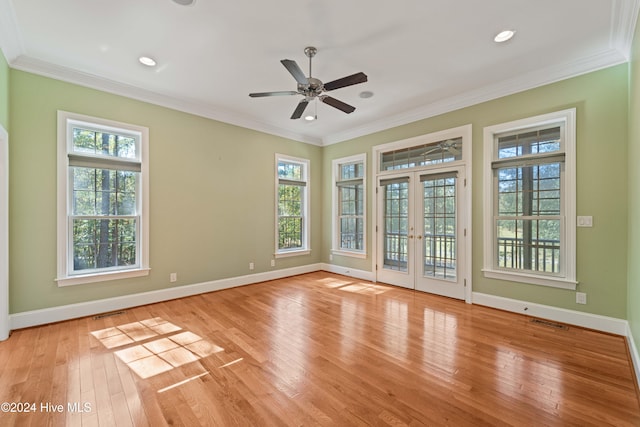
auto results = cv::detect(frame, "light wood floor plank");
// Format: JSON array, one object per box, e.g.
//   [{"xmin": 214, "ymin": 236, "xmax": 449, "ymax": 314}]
[{"xmin": 0, "ymin": 271, "xmax": 639, "ymax": 426}]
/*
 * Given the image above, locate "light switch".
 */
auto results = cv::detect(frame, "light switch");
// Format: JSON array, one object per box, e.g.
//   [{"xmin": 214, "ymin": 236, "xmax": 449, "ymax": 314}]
[{"xmin": 577, "ymin": 216, "xmax": 593, "ymax": 227}]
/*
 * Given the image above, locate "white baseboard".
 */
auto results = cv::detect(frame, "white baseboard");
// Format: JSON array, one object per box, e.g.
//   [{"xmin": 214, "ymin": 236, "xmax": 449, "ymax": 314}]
[
  {"xmin": 472, "ymin": 292, "xmax": 628, "ymax": 335},
  {"xmin": 9, "ymin": 263, "xmax": 323, "ymax": 330},
  {"xmin": 319, "ymin": 263, "xmax": 375, "ymax": 282},
  {"xmin": 626, "ymin": 323, "xmax": 640, "ymax": 390}
]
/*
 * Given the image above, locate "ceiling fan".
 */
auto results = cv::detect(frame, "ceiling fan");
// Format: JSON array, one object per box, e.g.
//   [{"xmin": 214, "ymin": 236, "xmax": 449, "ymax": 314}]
[{"xmin": 249, "ymin": 46, "xmax": 368, "ymax": 119}]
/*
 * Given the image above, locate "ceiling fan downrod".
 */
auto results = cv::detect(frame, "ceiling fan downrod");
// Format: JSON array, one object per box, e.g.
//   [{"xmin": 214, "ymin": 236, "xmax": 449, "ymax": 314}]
[{"xmin": 304, "ymin": 46, "xmax": 317, "ymax": 78}]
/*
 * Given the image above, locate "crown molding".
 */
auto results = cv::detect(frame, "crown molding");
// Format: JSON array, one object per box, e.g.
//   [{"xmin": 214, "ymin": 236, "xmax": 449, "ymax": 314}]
[
  {"xmin": 321, "ymin": 48, "xmax": 628, "ymax": 145},
  {"xmin": 611, "ymin": 0, "xmax": 640, "ymax": 58}
]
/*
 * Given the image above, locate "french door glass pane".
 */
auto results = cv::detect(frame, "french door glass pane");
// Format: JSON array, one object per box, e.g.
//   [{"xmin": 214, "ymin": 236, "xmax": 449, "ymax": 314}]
[
  {"xmin": 422, "ymin": 176, "xmax": 457, "ymax": 281},
  {"xmin": 383, "ymin": 181, "xmax": 409, "ymax": 271}
]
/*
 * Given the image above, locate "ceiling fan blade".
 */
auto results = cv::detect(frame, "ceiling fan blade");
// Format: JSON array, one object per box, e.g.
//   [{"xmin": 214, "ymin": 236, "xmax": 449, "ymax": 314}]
[
  {"xmin": 281, "ymin": 59, "xmax": 309, "ymax": 85},
  {"xmin": 321, "ymin": 96, "xmax": 356, "ymax": 114},
  {"xmin": 323, "ymin": 72, "xmax": 368, "ymax": 91},
  {"xmin": 249, "ymin": 91, "xmax": 299, "ymax": 97},
  {"xmin": 290, "ymin": 99, "xmax": 310, "ymax": 119}
]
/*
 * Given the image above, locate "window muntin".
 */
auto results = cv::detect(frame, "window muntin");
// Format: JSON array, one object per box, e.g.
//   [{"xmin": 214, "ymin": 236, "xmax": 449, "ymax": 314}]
[
  {"xmin": 334, "ymin": 156, "xmax": 366, "ymax": 255},
  {"xmin": 276, "ymin": 155, "xmax": 309, "ymax": 256},
  {"xmin": 57, "ymin": 112, "xmax": 149, "ymax": 286},
  {"xmin": 483, "ymin": 109, "xmax": 576, "ymax": 289}
]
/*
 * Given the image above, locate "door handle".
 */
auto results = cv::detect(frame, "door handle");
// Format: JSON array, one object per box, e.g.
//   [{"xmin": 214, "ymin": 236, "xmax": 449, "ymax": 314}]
[
  {"xmin": 417, "ymin": 235, "xmax": 423, "ymax": 240},
  {"xmin": 409, "ymin": 235, "xmax": 414, "ymax": 239}
]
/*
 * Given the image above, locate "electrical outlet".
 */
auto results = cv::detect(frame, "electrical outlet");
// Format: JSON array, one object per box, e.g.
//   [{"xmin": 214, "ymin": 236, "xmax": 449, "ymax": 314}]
[
  {"xmin": 170, "ymin": 273, "xmax": 177, "ymax": 282},
  {"xmin": 249, "ymin": 262, "xmax": 254, "ymax": 270},
  {"xmin": 329, "ymin": 254, "xmax": 333, "ymax": 261},
  {"xmin": 270, "ymin": 259, "xmax": 275, "ymax": 267},
  {"xmin": 576, "ymin": 292, "xmax": 587, "ymax": 304}
]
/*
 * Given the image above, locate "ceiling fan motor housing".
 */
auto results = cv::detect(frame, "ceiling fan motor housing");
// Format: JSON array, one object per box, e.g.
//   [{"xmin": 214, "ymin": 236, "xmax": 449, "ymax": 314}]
[{"xmin": 299, "ymin": 78, "xmax": 324, "ymax": 97}]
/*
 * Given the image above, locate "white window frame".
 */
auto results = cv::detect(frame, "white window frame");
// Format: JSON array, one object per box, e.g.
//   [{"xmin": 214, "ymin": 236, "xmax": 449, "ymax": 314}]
[
  {"xmin": 482, "ymin": 108, "xmax": 576, "ymax": 289},
  {"xmin": 275, "ymin": 154, "xmax": 310, "ymax": 258},
  {"xmin": 332, "ymin": 154, "xmax": 366, "ymax": 258},
  {"xmin": 56, "ymin": 111, "xmax": 150, "ymax": 286}
]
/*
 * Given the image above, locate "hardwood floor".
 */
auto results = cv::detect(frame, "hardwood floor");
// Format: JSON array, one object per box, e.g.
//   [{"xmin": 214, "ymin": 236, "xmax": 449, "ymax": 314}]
[{"xmin": 0, "ymin": 271, "xmax": 639, "ymax": 426}]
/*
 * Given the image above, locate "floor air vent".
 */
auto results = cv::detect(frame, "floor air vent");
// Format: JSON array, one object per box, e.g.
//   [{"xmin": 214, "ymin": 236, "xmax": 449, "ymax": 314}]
[
  {"xmin": 530, "ymin": 318, "xmax": 569, "ymax": 330},
  {"xmin": 93, "ymin": 310, "xmax": 126, "ymax": 320}
]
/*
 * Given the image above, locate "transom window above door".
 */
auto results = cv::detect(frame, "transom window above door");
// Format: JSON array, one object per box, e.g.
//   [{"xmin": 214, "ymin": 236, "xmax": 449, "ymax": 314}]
[{"xmin": 380, "ymin": 137, "xmax": 463, "ymax": 171}]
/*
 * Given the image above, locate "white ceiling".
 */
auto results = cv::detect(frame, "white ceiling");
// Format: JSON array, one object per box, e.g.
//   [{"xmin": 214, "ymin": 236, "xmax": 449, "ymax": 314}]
[{"xmin": 1, "ymin": 0, "xmax": 638, "ymax": 145}]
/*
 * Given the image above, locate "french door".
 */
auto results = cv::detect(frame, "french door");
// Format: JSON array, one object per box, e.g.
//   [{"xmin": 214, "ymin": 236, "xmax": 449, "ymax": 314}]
[{"xmin": 376, "ymin": 167, "xmax": 466, "ymax": 300}]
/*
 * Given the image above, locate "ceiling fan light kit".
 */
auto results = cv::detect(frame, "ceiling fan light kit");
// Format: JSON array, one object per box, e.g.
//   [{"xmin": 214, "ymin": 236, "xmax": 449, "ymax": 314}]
[{"xmin": 249, "ymin": 46, "xmax": 368, "ymax": 120}]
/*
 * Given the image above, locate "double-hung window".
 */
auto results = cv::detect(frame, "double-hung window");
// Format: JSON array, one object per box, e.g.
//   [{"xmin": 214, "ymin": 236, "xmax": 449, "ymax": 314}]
[
  {"xmin": 276, "ymin": 154, "xmax": 310, "ymax": 257},
  {"xmin": 57, "ymin": 111, "xmax": 149, "ymax": 286},
  {"xmin": 483, "ymin": 109, "xmax": 576, "ymax": 289},
  {"xmin": 332, "ymin": 154, "xmax": 366, "ymax": 257}
]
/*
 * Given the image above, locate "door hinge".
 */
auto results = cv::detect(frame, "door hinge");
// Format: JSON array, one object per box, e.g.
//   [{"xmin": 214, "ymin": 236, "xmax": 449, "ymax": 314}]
[
  {"xmin": 375, "ymin": 264, "xmax": 378, "ymax": 271},
  {"xmin": 464, "ymin": 228, "xmax": 467, "ymax": 237},
  {"xmin": 376, "ymin": 187, "xmax": 378, "ymax": 194},
  {"xmin": 376, "ymin": 225, "xmax": 378, "ymax": 232},
  {"xmin": 464, "ymin": 279, "xmax": 467, "ymax": 287},
  {"xmin": 464, "ymin": 178, "xmax": 467, "ymax": 187}
]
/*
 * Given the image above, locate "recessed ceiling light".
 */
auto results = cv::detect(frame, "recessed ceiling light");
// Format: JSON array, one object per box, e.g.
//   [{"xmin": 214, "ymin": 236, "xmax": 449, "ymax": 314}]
[
  {"xmin": 139, "ymin": 56, "xmax": 157, "ymax": 67},
  {"xmin": 494, "ymin": 30, "xmax": 516, "ymax": 43},
  {"xmin": 359, "ymin": 91, "xmax": 374, "ymax": 99},
  {"xmin": 304, "ymin": 115, "xmax": 316, "ymax": 121},
  {"xmin": 172, "ymin": 0, "xmax": 195, "ymax": 5}
]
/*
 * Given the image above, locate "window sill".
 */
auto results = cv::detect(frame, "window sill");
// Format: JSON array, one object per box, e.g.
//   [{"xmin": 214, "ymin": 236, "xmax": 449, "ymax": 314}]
[
  {"xmin": 331, "ymin": 249, "xmax": 367, "ymax": 259},
  {"xmin": 275, "ymin": 249, "xmax": 311, "ymax": 259},
  {"xmin": 482, "ymin": 268, "xmax": 577, "ymax": 290},
  {"xmin": 56, "ymin": 267, "xmax": 150, "ymax": 287}
]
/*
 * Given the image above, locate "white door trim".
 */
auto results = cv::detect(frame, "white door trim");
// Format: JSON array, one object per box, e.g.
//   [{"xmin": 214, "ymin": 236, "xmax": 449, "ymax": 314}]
[{"xmin": 371, "ymin": 124, "xmax": 473, "ymax": 302}]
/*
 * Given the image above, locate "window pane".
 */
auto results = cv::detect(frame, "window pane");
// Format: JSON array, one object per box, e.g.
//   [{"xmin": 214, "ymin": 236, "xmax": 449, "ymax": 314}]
[
  {"xmin": 497, "ymin": 163, "xmax": 560, "ymax": 217},
  {"xmin": 278, "ymin": 217, "xmax": 302, "ymax": 249},
  {"xmin": 340, "ymin": 217, "xmax": 363, "ymax": 250},
  {"xmin": 73, "ymin": 218, "xmax": 137, "ymax": 271},
  {"xmin": 497, "ymin": 127, "xmax": 560, "ymax": 159},
  {"xmin": 278, "ymin": 161, "xmax": 303, "ymax": 180},
  {"xmin": 278, "ymin": 184, "xmax": 302, "ymax": 216},
  {"xmin": 381, "ymin": 137, "xmax": 462, "ymax": 171},
  {"xmin": 72, "ymin": 167, "xmax": 138, "ymax": 216},
  {"xmin": 278, "ymin": 182, "xmax": 303, "ymax": 250},
  {"xmin": 496, "ymin": 219, "xmax": 560, "ymax": 273},
  {"xmin": 340, "ymin": 162, "xmax": 364, "ymax": 180},
  {"xmin": 72, "ymin": 127, "xmax": 137, "ymax": 159}
]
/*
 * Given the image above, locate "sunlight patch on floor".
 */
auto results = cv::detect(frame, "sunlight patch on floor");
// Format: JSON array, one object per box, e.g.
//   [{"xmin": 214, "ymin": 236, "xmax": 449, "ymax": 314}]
[
  {"xmin": 91, "ymin": 317, "xmax": 224, "ymax": 379},
  {"xmin": 339, "ymin": 282, "xmax": 392, "ymax": 295},
  {"xmin": 317, "ymin": 277, "xmax": 393, "ymax": 295}
]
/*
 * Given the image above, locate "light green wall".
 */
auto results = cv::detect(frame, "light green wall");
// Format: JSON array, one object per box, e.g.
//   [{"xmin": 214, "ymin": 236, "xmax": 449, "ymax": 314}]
[
  {"xmin": 628, "ymin": 12, "xmax": 640, "ymax": 347},
  {"xmin": 0, "ymin": 50, "xmax": 8, "ymax": 130},
  {"xmin": 8, "ymin": 70, "xmax": 322, "ymax": 313},
  {"xmin": 323, "ymin": 64, "xmax": 629, "ymax": 319},
  {"xmin": 7, "ymin": 60, "xmax": 632, "ymax": 320}
]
